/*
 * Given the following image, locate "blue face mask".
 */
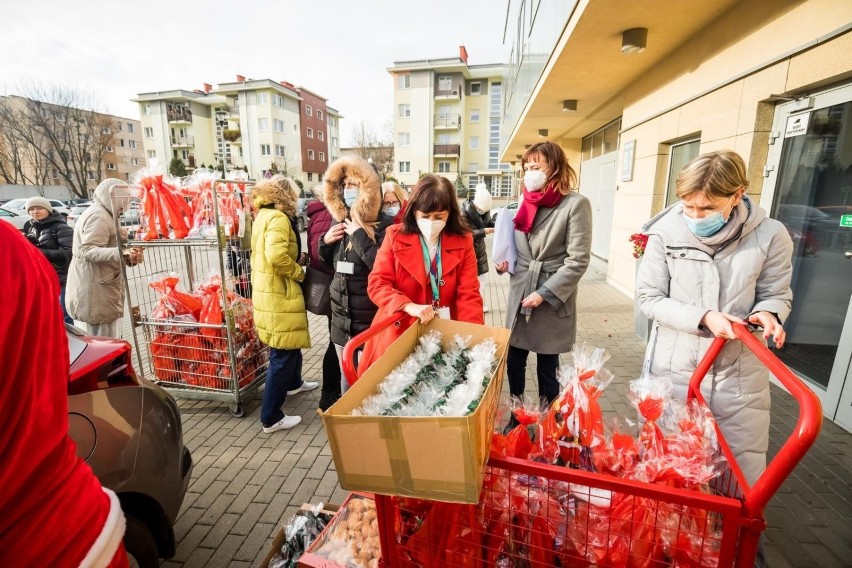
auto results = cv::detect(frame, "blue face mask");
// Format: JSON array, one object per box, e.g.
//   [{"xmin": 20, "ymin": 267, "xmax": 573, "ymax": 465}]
[
  {"xmin": 344, "ymin": 188, "xmax": 358, "ymax": 208},
  {"xmin": 682, "ymin": 196, "xmax": 734, "ymax": 237}
]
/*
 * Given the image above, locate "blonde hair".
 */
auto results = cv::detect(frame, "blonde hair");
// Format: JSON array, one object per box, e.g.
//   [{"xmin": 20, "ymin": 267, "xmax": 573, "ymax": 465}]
[
  {"xmin": 381, "ymin": 181, "xmax": 406, "ymax": 205},
  {"xmin": 675, "ymin": 150, "xmax": 749, "ymax": 201}
]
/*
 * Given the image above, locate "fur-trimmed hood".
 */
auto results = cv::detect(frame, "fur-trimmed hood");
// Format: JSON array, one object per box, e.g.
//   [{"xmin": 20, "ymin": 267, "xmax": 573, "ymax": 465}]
[
  {"xmin": 251, "ymin": 176, "xmax": 298, "ymax": 218},
  {"xmin": 322, "ymin": 155, "xmax": 381, "ymax": 239}
]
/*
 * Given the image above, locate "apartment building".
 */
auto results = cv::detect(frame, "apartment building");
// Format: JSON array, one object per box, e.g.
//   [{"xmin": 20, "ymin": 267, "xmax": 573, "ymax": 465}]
[
  {"xmin": 501, "ymin": 0, "xmax": 852, "ymax": 433},
  {"xmin": 111, "ymin": 118, "xmax": 145, "ymax": 183},
  {"xmin": 0, "ymin": 95, "xmax": 145, "ymax": 194},
  {"xmin": 134, "ymin": 76, "xmax": 338, "ymax": 184},
  {"xmin": 388, "ymin": 47, "xmax": 512, "ymax": 195},
  {"xmin": 328, "ymin": 107, "xmax": 342, "ymax": 164},
  {"xmin": 294, "ymin": 86, "xmax": 330, "ymax": 184}
]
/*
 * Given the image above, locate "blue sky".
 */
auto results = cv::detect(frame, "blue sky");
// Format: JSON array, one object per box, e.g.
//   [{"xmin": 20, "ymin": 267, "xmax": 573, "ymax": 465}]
[{"xmin": 1, "ymin": 0, "xmax": 509, "ymax": 144}]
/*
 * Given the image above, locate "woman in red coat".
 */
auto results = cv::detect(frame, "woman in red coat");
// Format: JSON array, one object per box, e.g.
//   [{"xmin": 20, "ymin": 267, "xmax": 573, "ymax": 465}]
[{"xmin": 359, "ymin": 174, "xmax": 484, "ymax": 375}]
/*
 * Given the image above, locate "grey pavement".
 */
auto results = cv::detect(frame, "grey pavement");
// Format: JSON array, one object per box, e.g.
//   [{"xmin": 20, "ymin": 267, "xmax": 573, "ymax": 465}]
[{"xmin": 142, "ymin": 255, "xmax": 852, "ymax": 568}]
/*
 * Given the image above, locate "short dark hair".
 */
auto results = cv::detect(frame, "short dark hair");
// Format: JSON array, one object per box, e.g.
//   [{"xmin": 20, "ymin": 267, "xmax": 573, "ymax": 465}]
[{"xmin": 401, "ymin": 174, "xmax": 467, "ymax": 235}]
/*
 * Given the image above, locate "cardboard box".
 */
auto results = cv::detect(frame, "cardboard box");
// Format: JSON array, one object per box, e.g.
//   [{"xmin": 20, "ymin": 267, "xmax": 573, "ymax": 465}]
[
  {"xmin": 298, "ymin": 493, "xmax": 378, "ymax": 568},
  {"xmin": 320, "ymin": 319, "xmax": 510, "ymax": 504},
  {"xmin": 260, "ymin": 503, "xmax": 340, "ymax": 568}
]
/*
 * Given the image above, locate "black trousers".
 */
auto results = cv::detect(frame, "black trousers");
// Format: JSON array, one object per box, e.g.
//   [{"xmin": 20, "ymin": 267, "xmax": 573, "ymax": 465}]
[{"xmin": 506, "ymin": 346, "xmax": 560, "ymax": 404}]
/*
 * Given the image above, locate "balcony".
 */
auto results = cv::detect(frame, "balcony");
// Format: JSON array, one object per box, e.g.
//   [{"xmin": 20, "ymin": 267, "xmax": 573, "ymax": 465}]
[
  {"xmin": 167, "ymin": 109, "xmax": 192, "ymax": 123},
  {"xmin": 434, "ymin": 113, "xmax": 461, "ymax": 130},
  {"xmin": 435, "ymin": 84, "xmax": 462, "ymax": 101},
  {"xmin": 171, "ymin": 135, "xmax": 195, "ymax": 148},
  {"xmin": 433, "ymin": 144, "xmax": 460, "ymax": 157}
]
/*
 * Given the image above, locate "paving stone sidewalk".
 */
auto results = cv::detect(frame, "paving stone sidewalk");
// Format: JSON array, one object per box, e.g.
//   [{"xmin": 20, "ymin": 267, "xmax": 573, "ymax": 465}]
[{"xmin": 149, "ymin": 255, "xmax": 852, "ymax": 568}]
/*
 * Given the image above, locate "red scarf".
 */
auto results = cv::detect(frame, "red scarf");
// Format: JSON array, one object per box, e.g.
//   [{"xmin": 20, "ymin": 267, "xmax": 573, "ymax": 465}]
[{"xmin": 513, "ymin": 183, "xmax": 565, "ymax": 233}]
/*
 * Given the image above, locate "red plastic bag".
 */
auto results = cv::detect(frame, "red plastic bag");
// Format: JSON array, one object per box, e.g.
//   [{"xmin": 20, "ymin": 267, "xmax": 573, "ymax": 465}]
[{"xmin": 148, "ymin": 275, "xmax": 202, "ymax": 320}]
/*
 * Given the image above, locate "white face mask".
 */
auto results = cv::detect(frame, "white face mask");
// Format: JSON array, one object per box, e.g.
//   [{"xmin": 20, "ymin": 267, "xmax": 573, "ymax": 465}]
[
  {"xmin": 384, "ymin": 205, "xmax": 400, "ymax": 216},
  {"xmin": 523, "ymin": 170, "xmax": 547, "ymax": 192},
  {"xmin": 416, "ymin": 217, "xmax": 446, "ymax": 242}
]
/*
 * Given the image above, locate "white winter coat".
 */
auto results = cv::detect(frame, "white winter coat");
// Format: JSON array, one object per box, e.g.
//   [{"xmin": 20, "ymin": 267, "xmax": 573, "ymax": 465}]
[
  {"xmin": 66, "ymin": 179, "xmax": 132, "ymax": 325},
  {"xmin": 636, "ymin": 196, "xmax": 793, "ymax": 485}
]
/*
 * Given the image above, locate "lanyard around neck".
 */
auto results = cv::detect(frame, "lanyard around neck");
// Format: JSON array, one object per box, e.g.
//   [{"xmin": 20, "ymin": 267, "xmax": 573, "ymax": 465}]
[{"xmin": 419, "ymin": 235, "xmax": 442, "ymax": 306}]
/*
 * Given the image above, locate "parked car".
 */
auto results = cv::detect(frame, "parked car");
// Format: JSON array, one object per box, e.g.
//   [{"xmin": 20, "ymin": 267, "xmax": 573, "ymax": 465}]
[
  {"xmin": 67, "ymin": 203, "xmax": 93, "ymax": 227},
  {"xmin": 490, "ymin": 201, "xmax": 519, "ymax": 224},
  {"xmin": 4, "ymin": 198, "xmax": 71, "ymax": 218},
  {"xmin": 0, "ymin": 207, "xmax": 28, "ymax": 230},
  {"xmin": 294, "ymin": 187, "xmax": 316, "ymax": 232},
  {"xmin": 67, "ymin": 324, "xmax": 192, "ymax": 567}
]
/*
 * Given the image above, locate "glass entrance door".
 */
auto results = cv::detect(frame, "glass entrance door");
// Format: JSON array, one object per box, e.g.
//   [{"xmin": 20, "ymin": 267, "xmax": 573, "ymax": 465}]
[{"xmin": 763, "ymin": 84, "xmax": 852, "ymax": 430}]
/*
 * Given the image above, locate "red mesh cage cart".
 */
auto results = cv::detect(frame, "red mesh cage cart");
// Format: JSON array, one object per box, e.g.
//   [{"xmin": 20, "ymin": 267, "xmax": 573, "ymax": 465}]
[{"xmin": 341, "ymin": 318, "xmax": 822, "ymax": 567}]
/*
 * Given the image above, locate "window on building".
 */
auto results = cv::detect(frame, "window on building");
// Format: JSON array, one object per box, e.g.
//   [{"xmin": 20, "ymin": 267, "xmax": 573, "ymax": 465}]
[
  {"xmin": 142, "ymin": 104, "xmax": 151, "ymax": 115},
  {"xmin": 665, "ymin": 139, "xmax": 700, "ymax": 206},
  {"xmin": 126, "ymin": 173, "xmax": 131, "ymax": 180},
  {"xmin": 257, "ymin": 92, "xmax": 269, "ymax": 104},
  {"xmin": 258, "ymin": 118, "xmax": 269, "ymax": 131},
  {"xmin": 260, "ymin": 144, "xmax": 271, "ymax": 156},
  {"xmin": 106, "ymin": 163, "xmax": 116, "ymax": 170},
  {"xmin": 272, "ymin": 94, "xmax": 284, "ymax": 107},
  {"xmin": 438, "ymin": 75, "xmax": 452, "ymax": 91},
  {"xmin": 307, "ymin": 127, "xmax": 314, "ymax": 138},
  {"xmin": 331, "ymin": 137, "xmax": 338, "ymax": 148},
  {"xmin": 51, "ymin": 169, "xmax": 59, "ymax": 179},
  {"xmin": 128, "ymin": 140, "xmax": 136, "ymax": 149},
  {"xmin": 274, "ymin": 119, "xmax": 285, "ymax": 132},
  {"xmin": 399, "ymin": 161, "xmax": 411, "ymax": 173},
  {"xmin": 180, "ymin": 150, "xmax": 189, "ymax": 160},
  {"xmin": 308, "ymin": 149, "xmax": 315, "ymax": 159},
  {"xmin": 305, "ymin": 105, "xmax": 313, "ymax": 117},
  {"xmin": 275, "ymin": 145, "xmax": 286, "ymax": 157},
  {"xmin": 318, "ymin": 131, "xmax": 325, "ymax": 141},
  {"xmin": 330, "ymin": 117, "xmax": 337, "ymax": 127},
  {"xmin": 398, "ymin": 74, "xmax": 411, "ymax": 89},
  {"xmin": 105, "ymin": 146, "xmax": 114, "ymax": 153},
  {"xmin": 120, "ymin": 139, "xmax": 125, "ymax": 147},
  {"xmin": 470, "ymin": 109, "xmax": 480, "ymax": 123},
  {"xmin": 469, "ymin": 136, "xmax": 480, "ymax": 150},
  {"xmin": 308, "ymin": 172, "xmax": 313, "ymax": 181},
  {"xmin": 86, "ymin": 171, "xmax": 95, "ymax": 180},
  {"xmin": 144, "ymin": 127, "xmax": 154, "ymax": 138},
  {"xmin": 131, "ymin": 158, "xmax": 139, "ymax": 166},
  {"xmin": 438, "ymin": 161, "xmax": 451, "ymax": 173},
  {"xmin": 317, "ymin": 110, "xmax": 324, "ymax": 120},
  {"xmin": 102, "ymin": 126, "xmax": 110, "ymax": 134},
  {"xmin": 319, "ymin": 174, "xmax": 323, "ymax": 182},
  {"xmin": 399, "ymin": 104, "xmax": 411, "ymax": 118},
  {"xmin": 319, "ymin": 151, "xmax": 325, "ymax": 161},
  {"xmin": 398, "ymin": 132, "xmax": 411, "ymax": 146},
  {"xmin": 127, "ymin": 123, "xmax": 134, "ymax": 133},
  {"xmin": 470, "ymin": 82, "xmax": 482, "ymax": 95}
]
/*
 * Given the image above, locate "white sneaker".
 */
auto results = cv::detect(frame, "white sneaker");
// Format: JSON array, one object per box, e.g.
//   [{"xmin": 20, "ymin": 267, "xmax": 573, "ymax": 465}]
[
  {"xmin": 483, "ymin": 305, "xmax": 490, "ymax": 313},
  {"xmin": 262, "ymin": 415, "xmax": 301, "ymax": 433},
  {"xmin": 287, "ymin": 381, "xmax": 319, "ymax": 396}
]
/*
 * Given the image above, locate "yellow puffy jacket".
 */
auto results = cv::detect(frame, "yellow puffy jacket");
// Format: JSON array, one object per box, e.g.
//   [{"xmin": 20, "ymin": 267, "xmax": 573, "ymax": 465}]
[{"xmin": 250, "ymin": 205, "xmax": 311, "ymax": 350}]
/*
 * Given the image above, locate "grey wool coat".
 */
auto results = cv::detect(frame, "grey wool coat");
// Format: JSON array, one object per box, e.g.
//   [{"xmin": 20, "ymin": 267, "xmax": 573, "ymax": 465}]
[
  {"xmin": 505, "ymin": 191, "xmax": 592, "ymax": 354},
  {"xmin": 636, "ymin": 196, "xmax": 793, "ymax": 485}
]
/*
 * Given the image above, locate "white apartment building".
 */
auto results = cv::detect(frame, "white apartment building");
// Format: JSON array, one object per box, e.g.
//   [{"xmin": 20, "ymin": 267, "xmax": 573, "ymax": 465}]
[
  {"xmin": 327, "ymin": 107, "xmax": 342, "ymax": 164},
  {"xmin": 134, "ymin": 77, "xmax": 337, "ymax": 182},
  {"xmin": 388, "ymin": 47, "xmax": 513, "ymax": 195}
]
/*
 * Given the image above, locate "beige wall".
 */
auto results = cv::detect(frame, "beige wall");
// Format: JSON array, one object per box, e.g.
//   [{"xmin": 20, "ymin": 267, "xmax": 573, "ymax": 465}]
[{"xmin": 607, "ymin": 0, "xmax": 852, "ymax": 295}]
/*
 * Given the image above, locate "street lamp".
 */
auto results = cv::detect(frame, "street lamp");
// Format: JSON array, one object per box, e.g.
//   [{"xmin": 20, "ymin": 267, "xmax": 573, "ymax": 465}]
[{"xmin": 215, "ymin": 110, "xmax": 228, "ymax": 179}]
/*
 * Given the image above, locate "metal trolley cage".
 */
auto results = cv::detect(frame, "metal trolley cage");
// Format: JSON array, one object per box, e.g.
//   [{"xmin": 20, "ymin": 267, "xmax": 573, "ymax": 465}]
[
  {"xmin": 342, "ymin": 318, "xmax": 822, "ymax": 567},
  {"xmin": 110, "ymin": 181, "xmax": 264, "ymax": 417}
]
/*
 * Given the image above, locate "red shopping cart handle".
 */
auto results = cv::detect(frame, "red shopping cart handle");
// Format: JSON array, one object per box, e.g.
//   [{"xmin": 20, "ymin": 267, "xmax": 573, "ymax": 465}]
[
  {"xmin": 342, "ymin": 313, "xmax": 414, "ymax": 386},
  {"xmin": 687, "ymin": 323, "xmax": 822, "ymax": 518}
]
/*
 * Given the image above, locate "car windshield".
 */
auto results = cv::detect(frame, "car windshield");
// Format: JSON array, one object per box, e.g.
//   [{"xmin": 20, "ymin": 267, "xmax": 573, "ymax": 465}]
[{"xmin": 4, "ymin": 199, "xmax": 27, "ymax": 209}]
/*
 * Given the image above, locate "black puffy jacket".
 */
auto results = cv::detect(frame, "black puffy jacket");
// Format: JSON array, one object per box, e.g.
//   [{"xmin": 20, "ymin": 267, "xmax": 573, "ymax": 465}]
[
  {"xmin": 320, "ymin": 215, "xmax": 393, "ymax": 346},
  {"xmin": 461, "ymin": 200, "xmax": 493, "ymax": 276},
  {"xmin": 23, "ymin": 212, "xmax": 74, "ymax": 285}
]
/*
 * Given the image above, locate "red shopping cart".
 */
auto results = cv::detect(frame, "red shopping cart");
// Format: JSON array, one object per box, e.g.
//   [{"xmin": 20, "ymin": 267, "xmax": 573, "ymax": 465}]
[{"xmin": 342, "ymin": 319, "xmax": 822, "ymax": 567}]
